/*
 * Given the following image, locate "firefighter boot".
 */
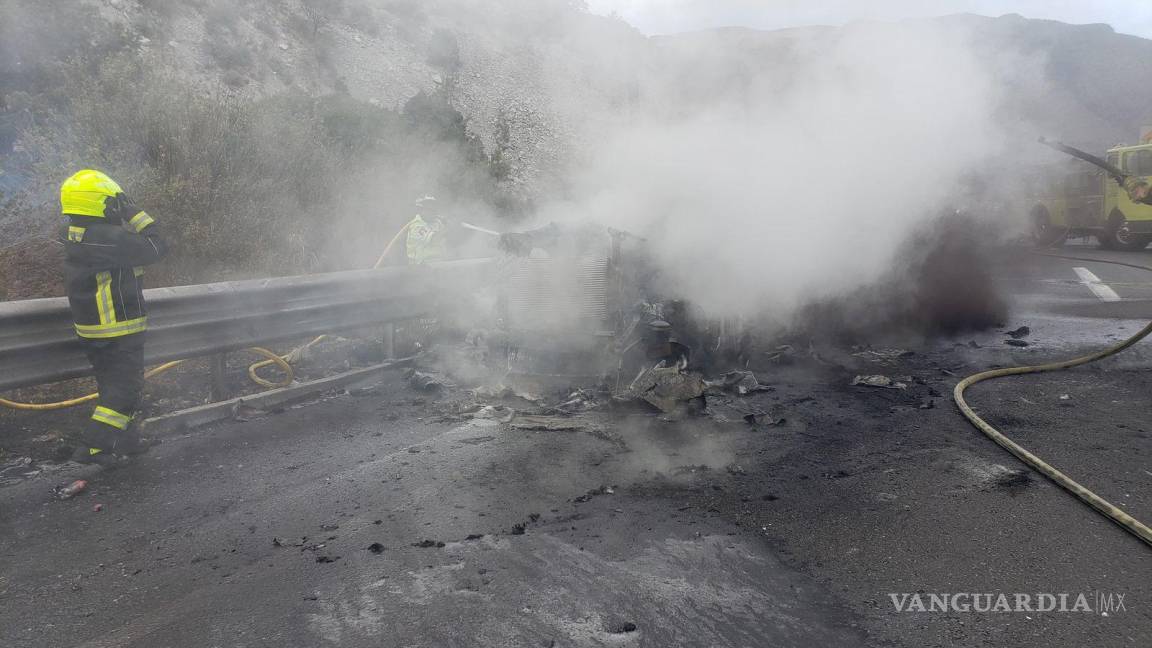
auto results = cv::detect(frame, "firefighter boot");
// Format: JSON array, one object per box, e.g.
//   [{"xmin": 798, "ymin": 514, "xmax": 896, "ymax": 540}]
[
  {"xmin": 70, "ymin": 446, "xmax": 125, "ymax": 468},
  {"xmin": 74, "ymin": 422, "xmax": 127, "ymax": 466},
  {"xmin": 110, "ymin": 417, "xmax": 159, "ymax": 456}
]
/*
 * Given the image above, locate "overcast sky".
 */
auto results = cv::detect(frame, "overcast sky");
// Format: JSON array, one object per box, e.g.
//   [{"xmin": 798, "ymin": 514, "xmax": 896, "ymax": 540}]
[{"xmin": 584, "ymin": 1, "xmax": 1152, "ymax": 38}]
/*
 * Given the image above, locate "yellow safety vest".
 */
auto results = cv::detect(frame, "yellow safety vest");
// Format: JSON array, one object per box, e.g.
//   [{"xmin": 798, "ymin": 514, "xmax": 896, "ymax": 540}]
[{"xmin": 406, "ymin": 215, "xmax": 446, "ymax": 264}]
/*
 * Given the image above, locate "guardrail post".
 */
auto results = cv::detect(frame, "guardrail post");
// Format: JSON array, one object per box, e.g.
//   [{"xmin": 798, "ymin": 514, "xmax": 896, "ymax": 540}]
[
  {"xmin": 209, "ymin": 353, "xmax": 229, "ymax": 401},
  {"xmin": 382, "ymin": 324, "xmax": 395, "ymax": 360}
]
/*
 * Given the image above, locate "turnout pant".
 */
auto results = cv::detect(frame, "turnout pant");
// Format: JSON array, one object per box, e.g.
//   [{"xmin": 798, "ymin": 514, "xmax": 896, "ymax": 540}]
[{"xmin": 81, "ymin": 333, "xmax": 146, "ymax": 453}]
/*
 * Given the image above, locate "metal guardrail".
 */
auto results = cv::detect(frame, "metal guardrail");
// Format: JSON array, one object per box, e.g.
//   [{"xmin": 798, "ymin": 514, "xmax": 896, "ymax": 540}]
[{"xmin": 0, "ymin": 259, "xmax": 492, "ymax": 392}]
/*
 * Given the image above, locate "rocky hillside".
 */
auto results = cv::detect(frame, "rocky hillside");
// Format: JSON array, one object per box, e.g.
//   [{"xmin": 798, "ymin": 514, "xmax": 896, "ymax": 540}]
[
  {"xmin": 649, "ymin": 14, "xmax": 1152, "ymax": 150},
  {"xmin": 3, "ymin": 3, "xmax": 1150, "ymax": 204},
  {"xmin": 2, "ymin": 2, "xmax": 1151, "ymax": 296},
  {"xmin": 0, "ymin": 0, "xmax": 638, "ymax": 204},
  {"xmin": 962, "ymin": 13, "xmax": 1152, "ymax": 149}
]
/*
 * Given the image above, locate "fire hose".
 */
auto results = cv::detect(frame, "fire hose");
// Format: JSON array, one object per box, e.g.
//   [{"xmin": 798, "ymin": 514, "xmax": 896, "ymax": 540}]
[
  {"xmin": 0, "ymin": 220, "xmax": 417, "ymax": 412},
  {"xmin": 955, "ymin": 252, "xmax": 1152, "ymax": 548},
  {"xmin": 0, "ymin": 349, "xmax": 294, "ymax": 411}
]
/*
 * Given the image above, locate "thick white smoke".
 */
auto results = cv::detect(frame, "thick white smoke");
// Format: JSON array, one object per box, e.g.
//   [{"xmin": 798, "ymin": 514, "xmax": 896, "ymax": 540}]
[{"xmin": 540, "ymin": 19, "xmax": 1010, "ymax": 317}]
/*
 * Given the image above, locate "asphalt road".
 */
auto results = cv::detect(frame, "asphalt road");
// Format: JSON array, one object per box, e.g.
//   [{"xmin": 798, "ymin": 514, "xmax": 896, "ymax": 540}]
[{"xmin": 2, "ymin": 243, "xmax": 1151, "ymax": 647}]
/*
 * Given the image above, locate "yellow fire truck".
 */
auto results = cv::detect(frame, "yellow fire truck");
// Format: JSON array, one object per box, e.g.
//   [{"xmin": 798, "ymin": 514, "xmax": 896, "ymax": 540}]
[{"xmin": 1030, "ymin": 138, "xmax": 1152, "ymax": 250}]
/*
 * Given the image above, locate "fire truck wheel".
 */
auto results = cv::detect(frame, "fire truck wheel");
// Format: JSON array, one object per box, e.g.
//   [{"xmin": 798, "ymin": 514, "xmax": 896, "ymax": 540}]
[{"xmin": 1100, "ymin": 212, "xmax": 1150, "ymax": 251}]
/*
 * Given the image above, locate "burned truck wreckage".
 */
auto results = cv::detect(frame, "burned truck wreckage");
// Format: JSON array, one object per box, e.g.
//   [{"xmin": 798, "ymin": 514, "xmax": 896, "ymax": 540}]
[
  {"xmin": 427, "ymin": 221, "xmax": 751, "ymax": 414},
  {"xmin": 423, "ymin": 212, "xmax": 1003, "ymax": 416}
]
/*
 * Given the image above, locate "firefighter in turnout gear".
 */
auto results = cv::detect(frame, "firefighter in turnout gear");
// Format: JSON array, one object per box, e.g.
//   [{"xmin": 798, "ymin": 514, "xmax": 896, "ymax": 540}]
[
  {"xmin": 405, "ymin": 195, "xmax": 448, "ymax": 264},
  {"xmin": 1125, "ymin": 176, "xmax": 1152, "ymax": 205},
  {"xmin": 60, "ymin": 170, "xmax": 168, "ymax": 465}
]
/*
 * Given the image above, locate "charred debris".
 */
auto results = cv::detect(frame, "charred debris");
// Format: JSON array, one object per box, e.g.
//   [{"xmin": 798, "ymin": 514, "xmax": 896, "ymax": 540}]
[{"xmin": 406, "ymin": 213, "xmax": 1002, "ymax": 421}]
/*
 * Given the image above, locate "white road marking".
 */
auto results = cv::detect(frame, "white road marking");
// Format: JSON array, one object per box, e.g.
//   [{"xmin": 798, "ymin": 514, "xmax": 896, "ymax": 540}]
[{"xmin": 1073, "ymin": 267, "xmax": 1122, "ymax": 302}]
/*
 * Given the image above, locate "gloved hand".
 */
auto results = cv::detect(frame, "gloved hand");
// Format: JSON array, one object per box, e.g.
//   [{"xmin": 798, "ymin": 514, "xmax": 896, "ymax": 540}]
[
  {"xmin": 102, "ymin": 192, "xmax": 131, "ymax": 225},
  {"xmin": 107, "ymin": 192, "xmax": 156, "ymax": 232}
]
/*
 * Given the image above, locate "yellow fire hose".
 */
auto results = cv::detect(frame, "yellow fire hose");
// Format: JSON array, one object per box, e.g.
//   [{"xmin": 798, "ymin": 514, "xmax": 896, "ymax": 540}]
[
  {"xmin": 0, "ymin": 348, "xmax": 293, "ymax": 411},
  {"xmin": 0, "ymin": 220, "xmax": 415, "ymax": 412},
  {"xmin": 955, "ymin": 252, "xmax": 1152, "ymax": 548}
]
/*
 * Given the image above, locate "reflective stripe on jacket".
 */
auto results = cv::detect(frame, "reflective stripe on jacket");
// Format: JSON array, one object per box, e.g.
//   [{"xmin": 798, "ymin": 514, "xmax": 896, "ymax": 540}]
[{"xmin": 61, "ymin": 216, "xmax": 168, "ymax": 339}]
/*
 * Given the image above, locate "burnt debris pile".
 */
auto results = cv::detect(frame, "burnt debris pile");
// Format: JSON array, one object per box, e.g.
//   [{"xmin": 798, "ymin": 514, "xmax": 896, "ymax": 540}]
[{"xmin": 790, "ymin": 212, "xmax": 1007, "ymax": 345}]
